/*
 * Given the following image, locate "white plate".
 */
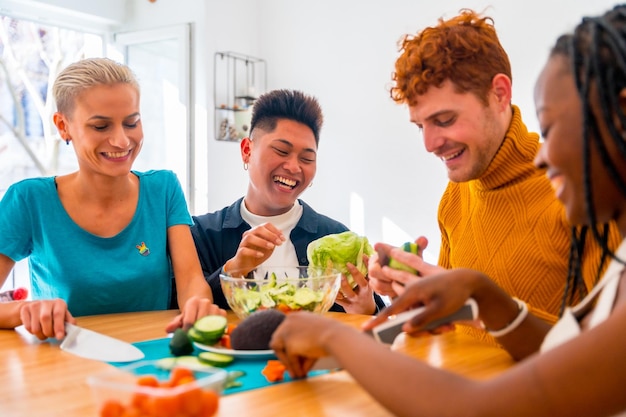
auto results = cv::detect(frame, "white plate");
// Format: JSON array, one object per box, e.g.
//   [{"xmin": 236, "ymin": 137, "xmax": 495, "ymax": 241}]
[{"xmin": 193, "ymin": 342, "xmax": 276, "ymax": 360}]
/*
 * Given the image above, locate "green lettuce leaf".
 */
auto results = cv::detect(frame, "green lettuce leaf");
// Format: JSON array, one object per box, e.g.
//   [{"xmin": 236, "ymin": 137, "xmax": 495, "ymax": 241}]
[{"xmin": 306, "ymin": 231, "xmax": 373, "ymax": 287}]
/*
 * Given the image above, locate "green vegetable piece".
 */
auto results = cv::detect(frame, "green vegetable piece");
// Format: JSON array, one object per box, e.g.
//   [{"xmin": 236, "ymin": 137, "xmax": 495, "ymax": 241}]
[
  {"xmin": 388, "ymin": 242, "xmax": 419, "ymax": 274},
  {"xmin": 198, "ymin": 351, "xmax": 235, "ymax": 367},
  {"xmin": 187, "ymin": 327, "xmax": 205, "ymax": 343},
  {"xmin": 260, "ymin": 292, "xmax": 276, "ymax": 308},
  {"xmin": 156, "ymin": 356, "xmax": 217, "ymax": 371},
  {"xmin": 233, "ymin": 288, "xmax": 262, "ymax": 313},
  {"xmin": 225, "ymin": 370, "xmax": 246, "ymax": 389},
  {"xmin": 193, "ymin": 315, "xmax": 228, "ymax": 343},
  {"xmin": 293, "ymin": 287, "xmax": 317, "ymax": 310},
  {"xmin": 307, "ymin": 231, "xmax": 373, "ymax": 288},
  {"xmin": 169, "ymin": 328, "xmax": 194, "ymax": 356}
]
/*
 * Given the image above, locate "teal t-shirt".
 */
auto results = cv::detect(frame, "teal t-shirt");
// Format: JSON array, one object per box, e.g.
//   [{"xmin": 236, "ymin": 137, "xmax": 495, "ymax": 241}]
[{"xmin": 0, "ymin": 170, "xmax": 192, "ymax": 316}]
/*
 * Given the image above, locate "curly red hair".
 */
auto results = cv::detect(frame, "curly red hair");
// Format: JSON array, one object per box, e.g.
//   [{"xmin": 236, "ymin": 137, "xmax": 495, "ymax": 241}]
[{"xmin": 390, "ymin": 9, "xmax": 512, "ymax": 106}]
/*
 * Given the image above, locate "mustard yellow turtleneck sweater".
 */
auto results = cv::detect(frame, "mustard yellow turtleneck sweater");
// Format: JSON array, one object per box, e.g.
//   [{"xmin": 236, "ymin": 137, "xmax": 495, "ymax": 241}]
[{"xmin": 438, "ymin": 105, "xmax": 621, "ymax": 345}]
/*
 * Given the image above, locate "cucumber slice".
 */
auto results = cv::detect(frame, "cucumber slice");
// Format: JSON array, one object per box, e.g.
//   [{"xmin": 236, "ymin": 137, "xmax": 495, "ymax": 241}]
[
  {"xmin": 233, "ymin": 288, "xmax": 262, "ymax": 312},
  {"xmin": 187, "ymin": 327, "xmax": 219, "ymax": 346},
  {"xmin": 293, "ymin": 287, "xmax": 317, "ymax": 307},
  {"xmin": 187, "ymin": 327, "xmax": 205, "ymax": 343},
  {"xmin": 193, "ymin": 315, "xmax": 228, "ymax": 341},
  {"xmin": 260, "ymin": 292, "xmax": 276, "ymax": 308},
  {"xmin": 155, "ymin": 356, "xmax": 217, "ymax": 371},
  {"xmin": 198, "ymin": 351, "xmax": 235, "ymax": 367}
]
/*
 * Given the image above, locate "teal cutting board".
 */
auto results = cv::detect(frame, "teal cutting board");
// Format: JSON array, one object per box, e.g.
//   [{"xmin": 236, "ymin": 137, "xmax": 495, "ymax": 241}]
[{"xmin": 110, "ymin": 337, "xmax": 328, "ymax": 395}]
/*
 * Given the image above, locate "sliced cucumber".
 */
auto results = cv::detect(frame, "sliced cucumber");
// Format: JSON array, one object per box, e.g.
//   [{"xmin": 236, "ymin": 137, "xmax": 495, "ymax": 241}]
[
  {"xmin": 260, "ymin": 292, "xmax": 276, "ymax": 308},
  {"xmin": 155, "ymin": 356, "xmax": 217, "ymax": 372},
  {"xmin": 198, "ymin": 351, "xmax": 235, "ymax": 367},
  {"xmin": 187, "ymin": 327, "xmax": 218, "ymax": 346},
  {"xmin": 193, "ymin": 315, "xmax": 228, "ymax": 342},
  {"xmin": 187, "ymin": 327, "xmax": 205, "ymax": 343},
  {"xmin": 233, "ymin": 288, "xmax": 262, "ymax": 312},
  {"xmin": 293, "ymin": 287, "xmax": 317, "ymax": 307}
]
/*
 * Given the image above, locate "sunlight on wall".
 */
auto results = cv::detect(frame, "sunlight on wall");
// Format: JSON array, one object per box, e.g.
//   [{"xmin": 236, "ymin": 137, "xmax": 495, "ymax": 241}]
[
  {"xmin": 349, "ymin": 192, "xmax": 365, "ymax": 236},
  {"xmin": 382, "ymin": 216, "xmax": 438, "ymax": 264},
  {"xmin": 381, "ymin": 216, "xmax": 413, "ymax": 246},
  {"xmin": 107, "ymin": 47, "xmax": 124, "ymax": 63},
  {"xmin": 84, "ymin": 33, "xmax": 104, "ymax": 57}
]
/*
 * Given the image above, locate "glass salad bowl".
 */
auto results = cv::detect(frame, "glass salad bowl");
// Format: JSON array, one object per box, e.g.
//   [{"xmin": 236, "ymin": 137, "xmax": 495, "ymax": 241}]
[{"xmin": 220, "ymin": 265, "xmax": 341, "ymax": 319}]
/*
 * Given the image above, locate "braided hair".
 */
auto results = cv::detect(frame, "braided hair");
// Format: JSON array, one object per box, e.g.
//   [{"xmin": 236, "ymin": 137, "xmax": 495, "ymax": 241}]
[{"xmin": 550, "ymin": 5, "xmax": 626, "ymax": 314}]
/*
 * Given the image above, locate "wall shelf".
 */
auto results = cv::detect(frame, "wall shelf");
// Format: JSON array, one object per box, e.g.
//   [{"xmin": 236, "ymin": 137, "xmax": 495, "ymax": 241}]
[{"xmin": 213, "ymin": 51, "xmax": 266, "ymax": 142}]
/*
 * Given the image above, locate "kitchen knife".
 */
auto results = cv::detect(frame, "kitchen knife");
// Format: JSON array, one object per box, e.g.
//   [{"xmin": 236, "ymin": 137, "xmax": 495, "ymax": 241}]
[
  {"xmin": 369, "ymin": 298, "xmax": 478, "ymax": 344},
  {"xmin": 310, "ymin": 298, "xmax": 478, "ymax": 371},
  {"xmin": 60, "ymin": 322, "xmax": 145, "ymax": 363}
]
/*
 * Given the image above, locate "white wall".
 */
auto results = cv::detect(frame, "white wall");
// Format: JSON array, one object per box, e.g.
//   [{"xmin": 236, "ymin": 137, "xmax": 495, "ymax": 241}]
[
  {"xmin": 232, "ymin": 0, "xmax": 618, "ymax": 258},
  {"xmin": 3, "ymin": 0, "xmax": 619, "ymax": 260}
]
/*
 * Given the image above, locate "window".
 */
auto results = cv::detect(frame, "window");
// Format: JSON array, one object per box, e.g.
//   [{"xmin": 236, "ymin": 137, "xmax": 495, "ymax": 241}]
[
  {"xmin": 114, "ymin": 24, "xmax": 193, "ymax": 208},
  {"xmin": 0, "ymin": 15, "xmax": 104, "ymax": 294},
  {"xmin": 0, "ymin": 15, "xmax": 104, "ymax": 194}
]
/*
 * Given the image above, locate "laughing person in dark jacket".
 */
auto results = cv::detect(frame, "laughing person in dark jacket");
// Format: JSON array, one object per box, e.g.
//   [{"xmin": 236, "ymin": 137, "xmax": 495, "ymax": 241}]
[{"xmin": 191, "ymin": 89, "xmax": 386, "ymax": 314}]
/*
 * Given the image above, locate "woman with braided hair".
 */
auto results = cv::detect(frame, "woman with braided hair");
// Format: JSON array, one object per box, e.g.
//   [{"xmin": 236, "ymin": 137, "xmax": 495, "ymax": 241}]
[{"xmin": 269, "ymin": 5, "xmax": 626, "ymax": 416}]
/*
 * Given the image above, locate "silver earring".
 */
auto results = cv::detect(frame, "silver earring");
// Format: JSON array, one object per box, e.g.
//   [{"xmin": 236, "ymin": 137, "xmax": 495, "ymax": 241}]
[
  {"xmin": 308, "ymin": 182, "xmax": 313, "ymax": 188},
  {"xmin": 243, "ymin": 162, "xmax": 248, "ymax": 170}
]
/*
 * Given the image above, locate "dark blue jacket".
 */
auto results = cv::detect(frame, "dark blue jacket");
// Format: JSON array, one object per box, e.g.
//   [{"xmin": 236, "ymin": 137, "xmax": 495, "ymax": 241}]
[{"xmin": 190, "ymin": 198, "xmax": 386, "ymax": 313}]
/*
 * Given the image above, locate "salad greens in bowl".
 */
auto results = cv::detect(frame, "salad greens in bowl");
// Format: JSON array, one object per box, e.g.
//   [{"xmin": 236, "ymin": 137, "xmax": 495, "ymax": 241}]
[{"xmin": 220, "ymin": 266, "xmax": 341, "ymax": 319}]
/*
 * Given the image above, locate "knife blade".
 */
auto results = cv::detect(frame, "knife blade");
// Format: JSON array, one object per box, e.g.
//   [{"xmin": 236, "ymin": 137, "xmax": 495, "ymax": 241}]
[
  {"xmin": 60, "ymin": 322, "xmax": 145, "ymax": 363},
  {"xmin": 310, "ymin": 298, "xmax": 478, "ymax": 371}
]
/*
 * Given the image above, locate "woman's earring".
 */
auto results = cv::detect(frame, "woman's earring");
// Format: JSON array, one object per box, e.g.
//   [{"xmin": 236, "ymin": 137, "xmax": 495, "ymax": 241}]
[
  {"xmin": 65, "ymin": 138, "xmax": 70, "ymax": 145},
  {"xmin": 308, "ymin": 182, "xmax": 313, "ymax": 188},
  {"xmin": 243, "ymin": 162, "xmax": 249, "ymax": 171}
]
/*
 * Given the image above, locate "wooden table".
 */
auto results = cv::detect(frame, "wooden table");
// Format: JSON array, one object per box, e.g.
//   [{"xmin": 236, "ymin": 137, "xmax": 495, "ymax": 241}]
[{"xmin": 0, "ymin": 310, "xmax": 514, "ymax": 416}]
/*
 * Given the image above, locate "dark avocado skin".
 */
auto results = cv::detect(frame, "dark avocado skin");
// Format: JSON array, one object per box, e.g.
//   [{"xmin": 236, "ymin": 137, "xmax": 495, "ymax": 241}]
[
  {"xmin": 230, "ymin": 310, "xmax": 287, "ymax": 350},
  {"xmin": 169, "ymin": 328, "xmax": 194, "ymax": 356}
]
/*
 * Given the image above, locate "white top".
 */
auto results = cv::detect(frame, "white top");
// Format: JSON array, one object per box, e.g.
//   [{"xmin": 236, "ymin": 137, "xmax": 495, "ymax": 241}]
[
  {"xmin": 541, "ymin": 239, "xmax": 626, "ymax": 352},
  {"xmin": 240, "ymin": 199, "xmax": 303, "ymax": 268},
  {"xmin": 540, "ymin": 239, "xmax": 626, "ymax": 417}
]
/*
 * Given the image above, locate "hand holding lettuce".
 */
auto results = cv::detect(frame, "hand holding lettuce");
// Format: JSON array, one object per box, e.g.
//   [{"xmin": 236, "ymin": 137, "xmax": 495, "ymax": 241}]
[{"xmin": 307, "ymin": 231, "xmax": 374, "ymax": 288}]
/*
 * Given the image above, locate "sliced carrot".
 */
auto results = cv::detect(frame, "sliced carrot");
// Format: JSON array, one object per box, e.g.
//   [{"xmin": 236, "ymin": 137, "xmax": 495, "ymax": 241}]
[
  {"xmin": 261, "ymin": 360, "xmax": 286, "ymax": 382},
  {"xmin": 169, "ymin": 367, "xmax": 195, "ymax": 386},
  {"xmin": 119, "ymin": 406, "xmax": 143, "ymax": 417},
  {"xmin": 276, "ymin": 304, "xmax": 289, "ymax": 313},
  {"xmin": 99, "ymin": 399, "xmax": 125, "ymax": 417},
  {"xmin": 130, "ymin": 391, "xmax": 150, "ymax": 413},
  {"xmin": 219, "ymin": 334, "xmax": 232, "ymax": 349},
  {"xmin": 175, "ymin": 376, "xmax": 196, "ymax": 388},
  {"xmin": 147, "ymin": 393, "xmax": 181, "ymax": 417},
  {"xmin": 179, "ymin": 384, "xmax": 204, "ymax": 416},
  {"xmin": 198, "ymin": 390, "xmax": 219, "ymax": 417},
  {"xmin": 226, "ymin": 322, "xmax": 237, "ymax": 334},
  {"xmin": 136, "ymin": 375, "xmax": 159, "ymax": 387}
]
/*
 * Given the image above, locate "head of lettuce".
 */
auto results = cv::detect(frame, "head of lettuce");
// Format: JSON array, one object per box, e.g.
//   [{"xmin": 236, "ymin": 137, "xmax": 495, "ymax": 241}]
[{"xmin": 306, "ymin": 231, "xmax": 373, "ymax": 288}]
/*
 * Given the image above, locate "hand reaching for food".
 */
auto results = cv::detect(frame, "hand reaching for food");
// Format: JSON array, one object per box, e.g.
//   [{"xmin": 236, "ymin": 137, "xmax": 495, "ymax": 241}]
[{"xmin": 224, "ymin": 222, "xmax": 286, "ymax": 276}]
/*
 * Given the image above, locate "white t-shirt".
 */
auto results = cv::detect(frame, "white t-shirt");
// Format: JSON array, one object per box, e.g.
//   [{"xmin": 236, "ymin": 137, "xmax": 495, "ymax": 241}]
[
  {"xmin": 541, "ymin": 239, "xmax": 626, "ymax": 353},
  {"xmin": 240, "ymin": 199, "xmax": 303, "ymax": 267},
  {"xmin": 540, "ymin": 239, "xmax": 626, "ymax": 417}
]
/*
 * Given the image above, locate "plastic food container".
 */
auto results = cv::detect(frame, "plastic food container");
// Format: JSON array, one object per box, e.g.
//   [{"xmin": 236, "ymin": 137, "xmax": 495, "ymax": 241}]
[{"xmin": 87, "ymin": 360, "xmax": 228, "ymax": 417}]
